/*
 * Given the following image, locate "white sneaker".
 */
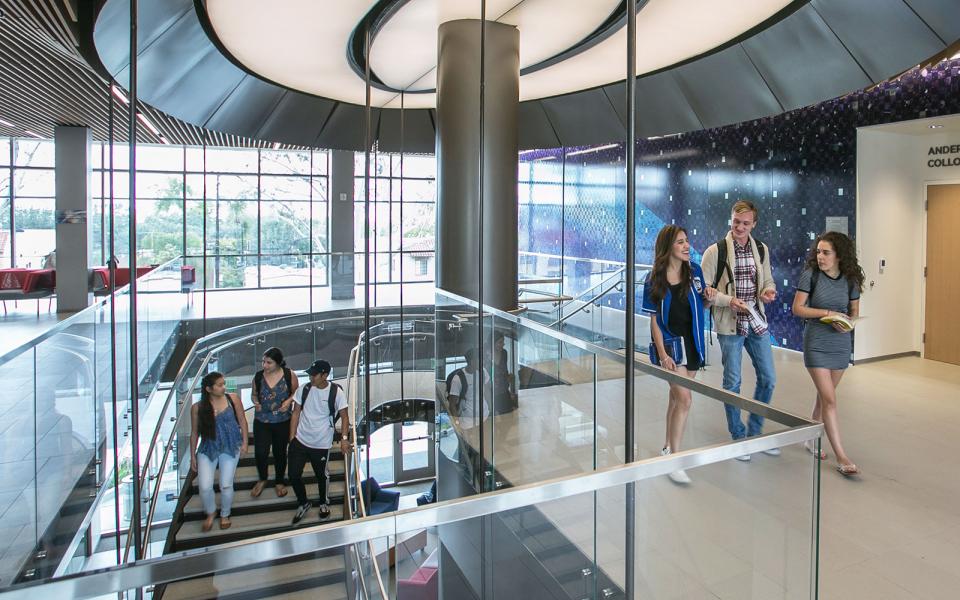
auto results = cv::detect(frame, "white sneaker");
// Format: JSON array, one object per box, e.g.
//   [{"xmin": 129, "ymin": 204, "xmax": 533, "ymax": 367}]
[
  {"xmin": 735, "ymin": 453, "xmax": 752, "ymax": 462},
  {"xmin": 660, "ymin": 446, "xmax": 671, "ymax": 457},
  {"xmin": 668, "ymin": 469, "xmax": 691, "ymax": 484},
  {"xmin": 762, "ymin": 447, "xmax": 781, "ymax": 457}
]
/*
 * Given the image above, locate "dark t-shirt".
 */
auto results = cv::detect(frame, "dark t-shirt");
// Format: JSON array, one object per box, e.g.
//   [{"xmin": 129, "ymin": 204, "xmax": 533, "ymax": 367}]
[{"xmin": 667, "ymin": 282, "xmax": 702, "ymax": 370}]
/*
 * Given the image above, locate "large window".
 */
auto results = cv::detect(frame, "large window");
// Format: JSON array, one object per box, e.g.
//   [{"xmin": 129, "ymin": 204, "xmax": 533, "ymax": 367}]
[
  {"xmin": 354, "ymin": 152, "xmax": 436, "ymax": 284},
  {"xmin": 0, "ymin": 137, "xmax": 56, "ymax": 268},
  {"xmin": 92, "ymin": 144, "xmax": 330, "ymax": 290}
]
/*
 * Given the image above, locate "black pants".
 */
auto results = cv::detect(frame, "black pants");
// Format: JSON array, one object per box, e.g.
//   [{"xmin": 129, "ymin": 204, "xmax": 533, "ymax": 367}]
[
  {"xmin": 253, "ymin": 419, "xmax": 291, "ymax": 484},
  {"xmin": 287, "ymin": 438, "xmax": 329, "ymax": 506}
]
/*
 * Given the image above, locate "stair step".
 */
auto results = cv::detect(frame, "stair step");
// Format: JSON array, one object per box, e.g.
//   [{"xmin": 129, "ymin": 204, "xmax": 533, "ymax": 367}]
[
  {"xmin": 190, "ymin": 461, "xmax": 346, "ymax": 493},
  {"xmin": 175, "ymin": 504, "xmax": 346, "ymax": 550},
  {"xmin": 235, "ymin": 445, "xmax": 345, "ymax": 468},
  {"xmin": 162, "ymin": 553, "xmax": 346, "ymax": 600},
  {"xmin": 183, "ymin": 481, "xmax": 346, "ymax": 519}
]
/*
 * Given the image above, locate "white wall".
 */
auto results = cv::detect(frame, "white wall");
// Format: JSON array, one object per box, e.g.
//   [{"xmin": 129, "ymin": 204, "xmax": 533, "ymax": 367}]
[{"xmin": 856, "ymin": 125, "xmax": 960, "ymax": 360}]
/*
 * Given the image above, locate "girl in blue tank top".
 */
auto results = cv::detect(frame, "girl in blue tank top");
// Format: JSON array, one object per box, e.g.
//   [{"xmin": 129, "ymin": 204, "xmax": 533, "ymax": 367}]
[{"xmin": 190, "ymin": 371, "xmax": 248, "ymax": 532}]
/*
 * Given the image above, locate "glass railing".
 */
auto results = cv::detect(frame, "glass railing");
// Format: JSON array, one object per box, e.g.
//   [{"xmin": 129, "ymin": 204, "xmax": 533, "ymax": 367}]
[
  {"xmin": 0, "ymin": 258, "xmax": 188, "ymax": 586},
  {"xmin": 1, "ymin": 285, "xmax": 823, "ymax": 598},
  {"xmin": 94, "ymin": 306, "xmax": 436, "ymax": 569},
  {"xmin": 0, "ymin": 416, "xmax": 821, "ymax": 599}
]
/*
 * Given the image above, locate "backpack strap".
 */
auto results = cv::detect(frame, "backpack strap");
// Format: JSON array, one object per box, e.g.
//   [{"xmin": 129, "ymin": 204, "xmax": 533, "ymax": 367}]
[
  {"xmin": 711, "ymin": 239, "xmax": 731, "ymax": 291},
  {"xmin": 755, "ymin": 239, "xmax": 766, "ymax": 264},
  {"xmin": 300, "ymin": 382, "xmax": 313, "ymax": 405},
  {"xmin": 328, "ymin": 383, "xmax": 342, "ymax": 423}
]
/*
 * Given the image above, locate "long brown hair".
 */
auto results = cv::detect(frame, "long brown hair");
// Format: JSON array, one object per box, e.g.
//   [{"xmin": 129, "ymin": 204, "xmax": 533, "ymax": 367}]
[
  {"xmin": 805, "ymin": 231, "xmax": 865, "ymax": 293},
  {"xmin": 197, "ymin": 371, "xmax": 224, "ymax": 440},
  {"xmin": 647, "ymin": 225, "xmax": 690, "ymax": 303}
]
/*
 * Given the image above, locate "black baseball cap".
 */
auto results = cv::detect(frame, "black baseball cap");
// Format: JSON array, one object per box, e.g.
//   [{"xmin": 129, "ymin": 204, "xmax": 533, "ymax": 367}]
[{"xmin": 306, "ymin": 360, "xmax": 331, "ymax": 376}]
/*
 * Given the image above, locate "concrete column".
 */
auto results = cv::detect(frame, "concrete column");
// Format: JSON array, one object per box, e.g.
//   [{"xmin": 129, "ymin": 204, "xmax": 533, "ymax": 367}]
[
  {"xmin": 329, "ymin": 149, "xmax": 355, "ymax": 299},
  {"xmin": 436, "ymin": 20, "xmax": 519, "ymax": 311},
  {"xmin": 54, "ymin": 126, "xmax": 92, "ymax": 312}
]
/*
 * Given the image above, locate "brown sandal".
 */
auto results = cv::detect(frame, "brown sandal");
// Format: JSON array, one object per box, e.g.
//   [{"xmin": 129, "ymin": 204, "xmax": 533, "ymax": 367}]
[
  {"xmin": 275, "ymin": 483, "xmax": 288, "ymax": 498},
  {"xmin": 251, "ymin": 480, "xmax": 266, "ymax": 498},
  {"xmin": 836, "ymin": 463, "xmax": 860, "ymax": 476},
  {"xmin": 202, "ymin": 514, "xmax": 215, "ymax": 532},
  {"xmin": 219, "ymin": 517, "xmax": 232, "ymax": 530}
]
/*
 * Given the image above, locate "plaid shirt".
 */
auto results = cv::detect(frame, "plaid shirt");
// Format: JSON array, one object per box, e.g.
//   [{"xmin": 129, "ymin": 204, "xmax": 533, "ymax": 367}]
[{"xmin": 733, "ymin": 239, "xmax": 768, "ymax": 336}]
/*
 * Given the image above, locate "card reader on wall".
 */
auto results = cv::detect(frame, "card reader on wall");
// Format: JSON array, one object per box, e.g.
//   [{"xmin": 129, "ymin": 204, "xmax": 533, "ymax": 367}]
[{"xmin": 879, "ymin": 258, "xmax": 886, "ymax": 274}]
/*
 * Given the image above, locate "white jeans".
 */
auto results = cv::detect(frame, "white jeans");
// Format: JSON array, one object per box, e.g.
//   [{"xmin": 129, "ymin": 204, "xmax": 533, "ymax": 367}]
[{"xmin": 197, "ymin": 451, "xmax": 240, "ymax": 517}]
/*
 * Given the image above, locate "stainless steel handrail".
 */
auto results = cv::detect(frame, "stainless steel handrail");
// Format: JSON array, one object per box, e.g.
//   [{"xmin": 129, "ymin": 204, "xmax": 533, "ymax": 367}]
[
  {"xmin": 131, "ymin": 310, "xmax": 434, "ymax": 560},
  {"xmin": 0, "ymin": 421, "xmax": 821, "ymax": 599},
  {"xmin": 551, "ymin": 274, "xmax": 625, "ymax": 327}
]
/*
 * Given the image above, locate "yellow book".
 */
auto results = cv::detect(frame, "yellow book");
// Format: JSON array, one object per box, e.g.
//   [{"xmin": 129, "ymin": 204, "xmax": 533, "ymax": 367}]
[{"xmin": 819, "ymin": 314, "xmax": 859, "ymax": 332}]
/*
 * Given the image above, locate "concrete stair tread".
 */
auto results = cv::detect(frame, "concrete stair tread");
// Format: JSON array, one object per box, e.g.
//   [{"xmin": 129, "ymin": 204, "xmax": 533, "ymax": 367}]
[
  {"xmin": 191, "ymin": 462, "xmax": 345, "ymax": 491},
  {"xmin": 184, "ymin": 481, "xmax": 345, "ymax": 516},
  {"xmin": 162, "ymin": 554, "xmax": 345, "ymax": 600},
  {"xmin": 176, "ymin": 504, "xmax": 346, "ymax": 544}
]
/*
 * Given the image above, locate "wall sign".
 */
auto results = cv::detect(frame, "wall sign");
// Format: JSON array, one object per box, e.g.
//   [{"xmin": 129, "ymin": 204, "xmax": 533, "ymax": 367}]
[
  {"xmin": 927, "ymin": 144, "xmax": 960, "ymax": 168},
  {"xmin": 825, "ymin": 216, "xmax": 848, "ymax": 236}
]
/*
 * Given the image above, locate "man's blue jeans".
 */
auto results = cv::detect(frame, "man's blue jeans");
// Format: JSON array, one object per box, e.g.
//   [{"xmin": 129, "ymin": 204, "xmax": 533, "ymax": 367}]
[{"xmin": 718, "ymin": 332, "xmax": 777, "ymax": 439}]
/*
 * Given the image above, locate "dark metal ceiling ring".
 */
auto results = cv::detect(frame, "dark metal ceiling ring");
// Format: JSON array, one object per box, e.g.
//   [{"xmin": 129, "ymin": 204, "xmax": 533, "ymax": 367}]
[{"xmin": 344, "ymin": 0, "xmax": 630, "ymax": 95}]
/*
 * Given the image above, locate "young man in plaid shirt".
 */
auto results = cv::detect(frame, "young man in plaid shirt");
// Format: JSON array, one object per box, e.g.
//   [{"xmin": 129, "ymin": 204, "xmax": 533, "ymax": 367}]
[{"xmin": 701, "ymin": 200, "xmax": 778, "ymax": 461}]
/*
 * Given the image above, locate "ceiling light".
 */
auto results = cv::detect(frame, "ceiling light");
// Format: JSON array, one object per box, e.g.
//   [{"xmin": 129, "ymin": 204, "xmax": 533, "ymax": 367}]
[
  {"xmin": 0, "ymin": 118, "xmax": 13, "ymax": 127},
  {"xmin": 929, "ymin": 124, "xmax": 944, "ymax": 129},
  {"xmin": 136, "ymin": 112, "xmax": 162, "ymax": 137},
  {"xmin": 952, "ymin": 51, "xmax": 960, "ymax": 61},
  {"xmin": 111, "ymin": 85, "xmax": 130, "ymax": 105},
  {"xmin": 272, "ymin": 142, "xmax": 281, "ymax": 150},
  {"xmin": 565, "ymin": 143, "xmax": 620, "ymax": 158},
  {"xmin": 518, "ymin": 149, "xmax": 540, "ymax": 156},
  {"xmin": 24, "ymin": 130, "xmax": 44, "ymax": 138},
  {"xmin": 535, "ymin": 156, "xmax": 556, "ymax": 161}
]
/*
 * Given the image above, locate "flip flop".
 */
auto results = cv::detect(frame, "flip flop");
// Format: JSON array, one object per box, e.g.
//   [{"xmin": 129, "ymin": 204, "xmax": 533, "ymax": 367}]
[
  {"xmin": 804, "ymin": 440, "xmax": 827, "ymax": 460},
  {"xmin": 251, "ymin": 480, "xmax": 266, "ymax": 498},
  {"xmin": 202, "ymin": 514, "xmax": 215, "ymax": 532},
  {"xmin": 836, "ymin": 463, "xmax": 860, "ymax": 476},
  {"xmin": 219, "ymin": 517, "xmax": 232, "ymax": 530},
  {"xmin": 275, "ymin": 483, "xmax": 288, "ymax": 498}
]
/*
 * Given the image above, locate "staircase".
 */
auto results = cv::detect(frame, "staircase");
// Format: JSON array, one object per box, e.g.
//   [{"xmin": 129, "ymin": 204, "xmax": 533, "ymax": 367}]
[{"xmin": 160, "ymin": 409, "xmax": 352, "ymax": 599}]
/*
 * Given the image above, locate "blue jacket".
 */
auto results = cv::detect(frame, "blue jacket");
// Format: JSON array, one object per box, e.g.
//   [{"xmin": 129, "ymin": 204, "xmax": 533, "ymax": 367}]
[{"xmin": 641, "ymin": 262, "xmax": 707, "ymax": 365}]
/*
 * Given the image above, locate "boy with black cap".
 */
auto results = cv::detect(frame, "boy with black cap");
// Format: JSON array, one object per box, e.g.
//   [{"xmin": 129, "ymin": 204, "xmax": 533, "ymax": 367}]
[{"xmin": 289, "ymin": 359, "xmax": 351, "ymax": 524}]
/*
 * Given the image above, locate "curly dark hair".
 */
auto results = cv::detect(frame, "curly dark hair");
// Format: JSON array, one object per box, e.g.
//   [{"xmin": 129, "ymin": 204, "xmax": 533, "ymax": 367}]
[
  {"xmin": 805, "ymin": 231, "xmax": 865, "ymax": 293},
  {"xmin": 647, "ymin": 225, "xmax": 691, "ymax": 303}
]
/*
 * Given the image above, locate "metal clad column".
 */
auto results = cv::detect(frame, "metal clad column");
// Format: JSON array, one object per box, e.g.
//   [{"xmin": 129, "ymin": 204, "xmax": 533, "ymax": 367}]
[
  {"xmin": 54, "ymin": 125, "xmax": 93, "ymax": 312},
  {"xmin": 436, "ymin": 19, "xmax": 519, "ymax": 311},
  {"xmin": 330, "ymin": 149, "xmax": 355, "ymax": 300}
]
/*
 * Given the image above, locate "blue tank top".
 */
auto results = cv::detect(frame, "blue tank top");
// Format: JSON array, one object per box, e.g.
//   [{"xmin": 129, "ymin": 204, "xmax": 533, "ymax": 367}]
[{"xmin": 197, "ymin": 400, "xmax": 244, "ymax": 461}]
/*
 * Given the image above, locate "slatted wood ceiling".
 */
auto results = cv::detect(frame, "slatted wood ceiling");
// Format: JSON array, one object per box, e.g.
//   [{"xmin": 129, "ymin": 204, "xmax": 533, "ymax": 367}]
[{"xmin": 0, "ymin": 0, "xmax": 299, "ymax": 148}]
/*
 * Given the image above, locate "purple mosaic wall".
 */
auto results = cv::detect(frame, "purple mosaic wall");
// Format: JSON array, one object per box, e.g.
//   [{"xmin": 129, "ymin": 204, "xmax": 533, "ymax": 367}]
[{"xmin": 519, "ymin": 58, "xmax": 960, "ymax": 350}]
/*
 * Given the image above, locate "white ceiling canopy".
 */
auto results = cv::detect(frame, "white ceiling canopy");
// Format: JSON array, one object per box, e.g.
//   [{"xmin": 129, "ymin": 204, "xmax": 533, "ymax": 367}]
[{"xmin": 208, "ymin": 0, "xmax": 795, "ymax": 109}]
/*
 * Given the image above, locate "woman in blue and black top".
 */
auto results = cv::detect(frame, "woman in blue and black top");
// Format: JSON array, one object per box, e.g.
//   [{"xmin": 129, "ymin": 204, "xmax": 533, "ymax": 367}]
[
  {"xmin": 250, "ymin": 347, "xmax": 299, "ymax": 498},
  {"xmin": 642, "ymin": 225, "xmax": 711, "ymax": 485},
  {"xmin": 190, "ymin": 371, "xmax": 247, "ymax": 532}
]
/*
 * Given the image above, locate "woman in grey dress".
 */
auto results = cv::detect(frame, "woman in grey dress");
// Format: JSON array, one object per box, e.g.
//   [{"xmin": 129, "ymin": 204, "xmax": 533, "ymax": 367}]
[{"xmin": 791, "ymin": 232, "xmax": 864, "ymax": 476}]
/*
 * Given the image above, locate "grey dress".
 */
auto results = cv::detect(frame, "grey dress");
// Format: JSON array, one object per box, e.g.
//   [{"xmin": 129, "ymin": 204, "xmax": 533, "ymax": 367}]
[{"xmin": 797, "ymin": 268, "xmax": 861, "ymax": 370}]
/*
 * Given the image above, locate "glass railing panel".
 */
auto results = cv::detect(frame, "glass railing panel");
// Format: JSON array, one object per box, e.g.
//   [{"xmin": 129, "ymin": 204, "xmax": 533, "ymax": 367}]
[{"xmin": 0, "ymin": 350, "xmax": 37, "ymax": 586}]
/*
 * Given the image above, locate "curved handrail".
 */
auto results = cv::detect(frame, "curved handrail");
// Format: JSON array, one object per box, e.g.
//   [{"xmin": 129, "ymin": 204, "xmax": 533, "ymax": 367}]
[
  {"xmin": 121, "ymin": 311, "xmax": 338, "ymax": 561},
  {"xmin": 129, "ymin": 310, "xmax": 433, "ymax": 561}
]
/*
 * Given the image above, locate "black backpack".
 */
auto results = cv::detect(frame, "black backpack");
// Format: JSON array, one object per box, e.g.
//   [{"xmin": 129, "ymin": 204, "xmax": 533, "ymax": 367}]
[
  {"xmin": 710, "ymin": 237, "xmax": 766, "ymax": 292},
  {"xmin": 300, "ymin": 381, "xmax": 343, "ymax": 425},
  {"xmin": 445, "ymin": 369, "xmax": 467, "ymax": 396},
  {"xmin": 253, "ymin": 367, "xmax": 293, "ymax": 398}
]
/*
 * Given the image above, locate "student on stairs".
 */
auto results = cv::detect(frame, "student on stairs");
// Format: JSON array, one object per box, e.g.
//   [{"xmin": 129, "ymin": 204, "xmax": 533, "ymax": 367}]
[
  {"xmin": 289, "ymin": 360, "xmax": 352, "ymax": 525},
  {"xmin": 190, "ymin": 371, "xmax": 248, "ymax": 532},
  {"xmin": 251, "ymin": 347, "xmax": 299, "ymax": 499}
]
